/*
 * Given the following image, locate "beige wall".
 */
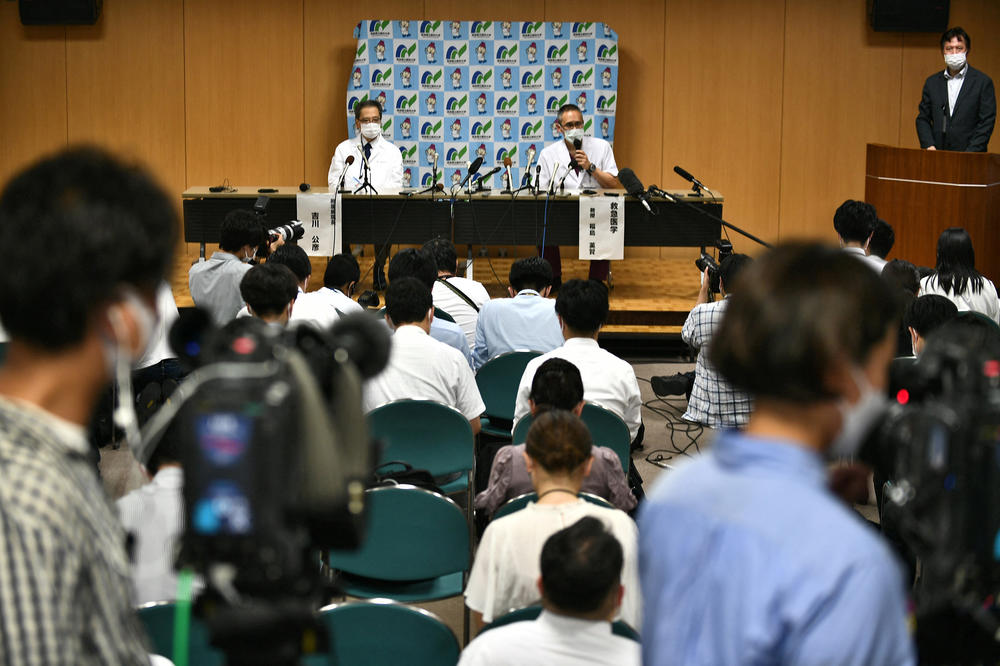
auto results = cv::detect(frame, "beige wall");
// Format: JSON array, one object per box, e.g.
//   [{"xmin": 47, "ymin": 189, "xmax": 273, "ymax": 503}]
[{"xmin": 2, "ymin": 0, "xmax": 999, "ymax": 256}]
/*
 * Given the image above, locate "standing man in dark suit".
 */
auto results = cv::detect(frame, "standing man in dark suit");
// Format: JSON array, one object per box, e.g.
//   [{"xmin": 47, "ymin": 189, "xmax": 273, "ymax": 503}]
[{"xmin": 916, "ymin": 27, "xmax": 996, "ymax": 152}]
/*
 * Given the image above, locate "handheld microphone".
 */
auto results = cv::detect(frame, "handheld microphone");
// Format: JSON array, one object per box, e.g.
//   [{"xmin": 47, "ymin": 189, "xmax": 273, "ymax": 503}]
[
  {"xmin": 619, "ymin": 167, "xmax": 655, "ymax": 214},
  {"xmin": 502, "ymin": 156, "xmax": 513, "ymax": 193},
  {"xmin": 479, "ymin": 165, "xmax": 501, "ymax": 180},
  {"xmin": 337, "ymin": 155, "xmax": 356, "ymax": 192},
  {"xmin": 568, "ymin": 138, "xmax": 583, "ymax": 171},
  {"xmin": 647, "ymin": 184, "xmax": 676, "ymax": 202},
  {"xmin": 673, "ymin": 165, "xmax": 709, "ymax": 193},
  {"xmin": 459, "ymin": 156, "xmax": 485, "ymax": 189}
]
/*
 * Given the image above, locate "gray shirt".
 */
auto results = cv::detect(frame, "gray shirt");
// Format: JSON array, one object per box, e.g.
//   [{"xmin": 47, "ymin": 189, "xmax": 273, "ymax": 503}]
[{"xmin": 188, "ymin": 251, "xmax": 251, "ymax": 326}]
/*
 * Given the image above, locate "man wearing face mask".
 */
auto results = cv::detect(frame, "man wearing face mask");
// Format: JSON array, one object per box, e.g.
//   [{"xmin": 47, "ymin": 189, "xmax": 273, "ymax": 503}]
[
  {"xmin": 917, "ymin": 26, "xmax": 996, "ymax": 152},
  {"xmin": 537, "ymin": 104, "xmax": 621, "ymax": 282},
  {"xmin": 188, "ymin": 208, "xmax": 267, "ymax": 326},
  {"xmin": 639, "ymin": 243, "xmax": 915, "ymax": 665},
  {"xmin": 0, "ymin": 147, "xmax": 176, "ymax": 663}
]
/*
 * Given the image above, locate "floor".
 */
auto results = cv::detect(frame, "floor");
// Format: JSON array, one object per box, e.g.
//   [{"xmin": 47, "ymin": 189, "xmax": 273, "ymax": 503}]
[{"xmin": 100, "ymin": 359, "xmax": 878, "ymax": 649}]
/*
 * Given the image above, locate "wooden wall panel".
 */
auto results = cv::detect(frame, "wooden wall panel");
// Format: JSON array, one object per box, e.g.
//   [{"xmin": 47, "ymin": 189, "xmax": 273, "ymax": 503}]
[
  {"xmin": 898, "ymin": 33, "xmax": 941, "ymax": 150},
  {"xmin": 184, "ymin": 0, "xmax": 304, "ymax": 186},
  {"xmin": 663, "ymin": 0, "xmax": 785, "ymax": 255},
  {"xmin": 66, "ymin": 1, "xmax": 186, "ymax": 200},
  {"xmin": 0, "ymin": 5, "xmax": 67, "ymax": 186},
  {"xmin": 778, "ymin": 1, "xmax": 902, "ymax": 241}
]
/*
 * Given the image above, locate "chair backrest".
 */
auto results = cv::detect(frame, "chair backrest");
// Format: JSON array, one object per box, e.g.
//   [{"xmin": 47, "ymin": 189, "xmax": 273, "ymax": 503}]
[
  {"xmin": 483, "ymin": 605, "xmax": 639, "ymax": 642},
  {"xmin": 512, "ymin": 404, "xmax": 631, "ymax": 475},
  {"xmin": 476, "ymin": 351, "xmax": 542, "ymax": 422},
  {"xmin": 138, "ymin": 601, "xmax": 224, "ymax": 666},
  {"xmin": 493, "ymin": 491, "xmax": 614, "ymax": 520},
  {"xmin": 328, "ymin": 485, "xmax": 469, "ymax": 581},
  {"xmin": 580, "ymin": 403, "xmax": 631, "ymax": 475},
  {"xmin": 314, "ymin": 600, "xmax": 459, "ymax": 666},
  {"xmin": 368, "ymin": 400, "xmax": 474, "ymax": 478}
]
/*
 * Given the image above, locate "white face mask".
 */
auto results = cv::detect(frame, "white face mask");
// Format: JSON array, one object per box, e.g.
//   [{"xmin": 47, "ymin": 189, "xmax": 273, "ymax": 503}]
[
  {"xmin": 944, "ymin": 52, "xmax": 967, "ymax": 70},
  {"xmin": 241, "ymin": 247, "xmax": 257, "ymax": 264},
  {"xmin": 360, "ymin": 122, "xmax": 382, "ymax": 140},
  {"xmin": 563, "ymin": 128, "xmax": 584, "ymax": 145},
  {"xmin": 828, "ymin": 368, "xmax": 888, "ymax": 459}
]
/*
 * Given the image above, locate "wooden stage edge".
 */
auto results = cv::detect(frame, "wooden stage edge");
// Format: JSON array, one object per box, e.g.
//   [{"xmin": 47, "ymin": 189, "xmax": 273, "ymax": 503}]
[{"xmin": 171, "ymin": 243, "xmax": 703, "ymax": 336}]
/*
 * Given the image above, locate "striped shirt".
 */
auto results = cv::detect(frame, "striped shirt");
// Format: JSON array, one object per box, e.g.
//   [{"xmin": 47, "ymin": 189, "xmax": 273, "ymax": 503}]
[{"xmin": 0, "ymin": 396, "xmax": 150, "ymax": 664}]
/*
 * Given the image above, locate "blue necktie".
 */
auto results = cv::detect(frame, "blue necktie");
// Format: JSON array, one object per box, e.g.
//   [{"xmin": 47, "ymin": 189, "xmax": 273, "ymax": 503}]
[{"xmin": 364, "ymin": 143, "xmax": 372, "ymax": 161}]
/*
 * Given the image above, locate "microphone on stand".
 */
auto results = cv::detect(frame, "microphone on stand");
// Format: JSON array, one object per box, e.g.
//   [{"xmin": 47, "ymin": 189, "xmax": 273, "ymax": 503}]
[
  {"xmin": 647, "ymin": 184, "xmax": 677, "ymax": 203},
  {"xmin": 502, "ymin": 156, "xmax": 514, "ymax": 194},
  {"xmin": 337, "ymin": 155, "xmax": 355, "ymax": 192},
  {"xmin": 534, "ymin": 164, "xmax": 541, "ymax": 195},
  {"xmin": 459, "ymin": 156, "xmax": 485, "ymax": 190},
  {"xmin": 619, "ymin": 167, "xmax": 656, "ymax": 214},
  {"xmin": 547, "ymin": 163, "xmax": 561, "ymax": 195},
  {"xmin": 431, "ymin": 149, "xmax": 439, "ymax": 186},
  {"xmin": 673, "ymin": 165, "xmax": 710, "ymax": 196},
  {"xmin": 522, "ymin": 147, "xmax": 537, "ymax": 187},
  {"xmin": 475, "ymin": 166, "xmax": 501, "ymax": 192}
]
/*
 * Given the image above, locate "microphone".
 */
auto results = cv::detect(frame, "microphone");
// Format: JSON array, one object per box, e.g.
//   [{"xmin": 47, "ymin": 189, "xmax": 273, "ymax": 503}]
[
  {"xmin": 557, "ymin": 166, "xmax": 572, "ymax": 194},
  {"xmin": 479, "ymin": 165, "xmax": 501, "ymax": 180},
  {"xmin": 619, "ymin": 167, "xmax": 655, "ymax": 214},
  {"xmin": 299, "ymin": 183, "xmax": 311, "ymax": 192},
  {"xmin": 647, "ymin": 184, "xmax": 676, "ymax": 203},
  {"xmin": 522, "ymin": 146, "xmax": 537, "ymax": 187},
  {"xmin": 547, "ymin": 162, "xmax": 561, "ymax": 195},
  {"xmin": 534, "ymin": 164, "xmax": 541, "ymax": 193},
  {"xmin": 568, "ymin": 138, "xmax": 583, "ymax": 171},
  {"xmin": 459, "ymin": 156, "xmax": 484, "ymax": 189},
  {"xmin": 502, "ymin": 156, "xmax": 513, "ymax": 193},
  {"xmin": 673, "ymin": 165, "xmax": 709, "ymax": 193},
  {"xmin": 337, "ymin": 155, "xmax": 356, "ymax": 192}
]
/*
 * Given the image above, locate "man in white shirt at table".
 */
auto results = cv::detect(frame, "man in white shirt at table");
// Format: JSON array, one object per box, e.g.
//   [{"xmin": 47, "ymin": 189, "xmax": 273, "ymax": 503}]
[
  {"xmin": 536, "ymin": 103, "xmax": 621, "ymax": 283},
  {"xmin": 327, "ymin": 99, "xmax": 403, "ymax": 289}
]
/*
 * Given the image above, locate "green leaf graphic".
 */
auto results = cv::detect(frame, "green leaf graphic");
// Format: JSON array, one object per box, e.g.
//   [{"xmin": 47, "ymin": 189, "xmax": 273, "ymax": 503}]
[
  {"xmin": 531, "ymin": 120, "xmax": 542, "ymax": 132},
  {"xmin": 382, "ymin": 119, "xmax": 392, "ymax": 130},
  {"xmin": 432, "ymin": 70, "xmax": 442, "ymax": 82},
  {"xmin": 432, "ymin": 120, "xmax": 442, "ymax": 132},
  {"xmin": 406, "ymin": 44, "xmax": 416, "ymax": 56},
  {"xmin": 583, "ymin": 69, "xmax": 593, "ymax": 81},
  {"xmin": 557, "ymin": 44, "xmax": 567, "ymax": 57},
  {"xmin": 457, "ymin": 95, "xmax": 468, "ymax": 108},
  {"xmin": 378, "ymin": 20, "xmax": 390, "ymax": 31},
  {"xmin": 608, "ymin": 45, "xmax": 617, "ymax": 56},
  {"xmin": 357, "ymin": 43, "xmax": 366, "ymax": 56},
  {"xmin": 458, "ymin": 146, "xmax": 468, "ymax": 158},
  {"xmin": 431, "ymin": 21, "xmax": 441, "ymax": 31},
  {"xmin": 531, "ymin": 70, "xmax": 543, "ymax": 83},
  {"xmin": 483, "ymin": 70, "xmax": 493, "ymax": 81},
  {"xmin": 407, "ymin": 94, "xmax": 417, "ymax": 106},
  {"xmin": 457, "ymin": 44, "xmax": 467, "ymax": 57},
  {"xmin": 406, "ymin": 146, "xmax": 416, "ymax": 158},
  {"xmin": 584, "ymin": 119, "xmax": 593, "ymax": 130}
]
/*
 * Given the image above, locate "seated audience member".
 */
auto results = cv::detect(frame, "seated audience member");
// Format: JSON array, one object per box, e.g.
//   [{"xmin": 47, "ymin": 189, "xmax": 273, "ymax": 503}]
[
  {"xmin": 132, "ymin": 282, "xmax": 183, "ymax": 420},
  {"xmin": 919, "ymin": 226, "xmax": 1000, "ymax": 322},
  {"xmin": 473, "ymin": 256, "xmax": 563, "ymax": 371},
  {"xmin": 466, "ymin": 410, "xmax": 640, "ymax": 630},
  {"xmin": 459, "ymin": 517, "xmax": 640, "ymax": 666},
  {"xmin": 236, "ymin": 243, "xmax": 313, "ymax": 319},
  {"xmin": 364, "ymin": 277, "xmax": 484, "ymax": 434},
  {"xmin": 833, "ymin": 199, "xmax": 883, "ymax": 272},
  {"xmin": 189, "ymin": 209, "xmax": 271, "ymax": 325},
  {"xmin": 117, "ymin": 434, "xmax": 191, "ymax": 605},
  {"xmin": 424, "ymin": 237, "xmax": 490, "ymax": 349},
  {"xmin": 882, "ymin": 259, "xmax": 921, "ymax": 356},
  {"xmin": 476, "ymin": 358, "xmax": 636, "ymax": 516},
  {"xmin": 639, "ymin": 243, "xmax": 914, "ymax": 665},
  {"xmin": 868, "ymin": 218, "xmax": 895, "ymax": 267},
  {"xmin": 906, "ymin": 294, "xmax": 960, "ymax": 357},
  {"xmin": 291, "ymin": 252, "xmax": 363, "ymax": 329},
  {"xmin": 239, "ymin": 263, "xmax": 299, "ymax": 326},
  {"xmin": 679, "ymin": 253, "xmax": 753, "ymax": 428},
  {"xmin": 0, "ymin": 147, "xmax": 173, "ymax": 661},
  {"xmin": 514, "ymin": 279, "xmax": 642, "ymax": 445},
  {"xmin": 386, "ymin": 248, "xmax": 473, "ymax": 366}
]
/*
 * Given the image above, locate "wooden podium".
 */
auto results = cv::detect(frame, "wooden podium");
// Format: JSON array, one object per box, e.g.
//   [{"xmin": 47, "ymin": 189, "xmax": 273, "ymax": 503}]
[{"xmin": 865, "ymin": 143, "xmax": 1000, "ymax": 283}]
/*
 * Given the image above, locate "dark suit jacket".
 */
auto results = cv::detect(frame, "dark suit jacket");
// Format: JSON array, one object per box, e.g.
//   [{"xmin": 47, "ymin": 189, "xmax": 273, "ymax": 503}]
[{"xmin": 916, "ymin": 66, "xmax": 996, "ymax": 152}]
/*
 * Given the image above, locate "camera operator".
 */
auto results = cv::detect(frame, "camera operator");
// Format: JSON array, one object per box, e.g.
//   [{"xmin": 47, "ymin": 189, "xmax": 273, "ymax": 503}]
[
  {"xmin": 189, "ymin": 209, "xmax": 283, "ymax": 326},
  {"xmin": 678, "ymin": 253, "xmax": 753, "ymax": 429},
  {"xmin": 0, "ymin": 147, "xmax": 175, "ymax": 663}
]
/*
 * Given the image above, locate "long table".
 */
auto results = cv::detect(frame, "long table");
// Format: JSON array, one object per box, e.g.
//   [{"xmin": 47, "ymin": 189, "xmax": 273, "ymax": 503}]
[{"xmin": 181, "ymin": 187, "xmax": 724, "ymax": 251}]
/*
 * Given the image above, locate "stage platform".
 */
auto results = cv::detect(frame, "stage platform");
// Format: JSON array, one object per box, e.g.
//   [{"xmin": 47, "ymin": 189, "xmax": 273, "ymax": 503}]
[{"xmin": 170, "ymin": 243, "xmax": 704, "ymax": 358}]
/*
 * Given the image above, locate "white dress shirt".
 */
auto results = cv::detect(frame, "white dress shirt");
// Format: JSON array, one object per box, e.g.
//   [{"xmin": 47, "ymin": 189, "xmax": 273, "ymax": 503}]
[
  {"xmin": 458, "ymin": 610, "xmax": 640, "ymax": 666},
  {"xmin": 513, "ymin": 338, "xmax": 642, "ymax": 441},
  {"xmin": 537, "ymin": 136, "xmax": 618, "ymax": 192},
  {"xmin": 432, "ymin": 276, "xmax": 491, "ymax": 349},
  {"xmin": 136, "ymin": 282, "xmax": 179, "ymax": 370},
  {"xmin": 464, "ymin": 499, "xmax": 641, "ymax": 628},
  {"xmin": 363, "ymin": 324, "xmax": 485, "ymax": 420},
  {"xmin": 327, "ymin": 135, "xmax": 403, "ymax": 193},
  {"xmin": 842, "ymin": 246, "xmax": 886, "ymax": 273},
  {"xmin": 290, "ymin": 287, "xmax": 363, "ymax": 330},
  {"xmin": 946, "ymin": 63, "xmax": 968, "ymax": 115}
]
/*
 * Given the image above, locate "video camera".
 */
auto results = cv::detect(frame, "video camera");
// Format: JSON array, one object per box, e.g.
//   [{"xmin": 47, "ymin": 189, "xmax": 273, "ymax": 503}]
[
  {"xmin": 695, "ymin": 239, "xmax": 733, "ymax": 295},
  {"xmin": 138, "ymin": 311, "xmax": 390, "ymax": 664},
  {"xmin": 862, "ymin": 322, "xmax": 1000, "ymax": 663}
]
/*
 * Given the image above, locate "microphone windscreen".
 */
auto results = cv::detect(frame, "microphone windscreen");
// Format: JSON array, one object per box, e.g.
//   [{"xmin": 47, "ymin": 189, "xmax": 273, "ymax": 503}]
[
  {"xmin": 299, "ymin": 183, "xmax": 311, "ymax": 192},
  {"xmin": 345, "ymin": 155, "xmax": 355, "ymax": 165},
  {"xmin": 617, "ymin": 167, "xmax": 645, "ymax": 197},
  {"xmin": 573, "ymin": 139, "xmax": 583, "ymax": 150},
  {"xmin": 503, "ymin": 156, "xmax": 512, "ymax": 167},
  {"xmin": 327, "ymin": 312, "xmax": 392, "ymax": 379},
  {"xmin": 673, "ymin": 165, "xmax": 694, "ymax": 182},
  {"xmin": 469, "ymin": 156, "xmax": 484, "ymax": 174}
]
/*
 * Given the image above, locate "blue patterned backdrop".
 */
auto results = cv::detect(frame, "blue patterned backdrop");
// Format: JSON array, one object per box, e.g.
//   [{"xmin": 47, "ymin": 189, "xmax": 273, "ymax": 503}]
[{"xmin": 347, "ymin": 20, "xmax": 619, "ymax": 190}]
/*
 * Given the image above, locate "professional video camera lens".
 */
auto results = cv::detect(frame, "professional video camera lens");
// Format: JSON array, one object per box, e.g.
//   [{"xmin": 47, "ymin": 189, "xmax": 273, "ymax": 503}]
[{"xmin": 268, "ymin": 220, "xmax": 305, "ymax": 243}]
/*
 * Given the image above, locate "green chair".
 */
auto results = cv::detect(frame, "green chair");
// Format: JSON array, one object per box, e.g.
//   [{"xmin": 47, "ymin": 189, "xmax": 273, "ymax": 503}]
[
  {"xmin": 513, "ymin": 403, "xmax": 632, "ymax": 476},
  {"xmin": 476, "ymin": 351, "xmax": 542, "ymax": 438},
  {"xmin": 368, "ymin": 399, "xmax": 474, "ymax": 496},
  {"xmin": 492, "ymin": 491, "xmax": 615, "ymax": 520},
  {"xmin": 482, "ymin": 605, "xmax": 640, "ymax": 642},
  {"xmin": 138, "ymin": 601, "xmax": 224, "ymax": 666},
  {"xmin": 302, "ymin": 600, "xmax": 459, "ymax": 666}
]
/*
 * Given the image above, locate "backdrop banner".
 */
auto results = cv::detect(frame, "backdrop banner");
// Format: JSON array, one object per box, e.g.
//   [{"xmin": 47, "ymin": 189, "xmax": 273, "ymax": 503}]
[{"xmin": 347, "ymin": 20, "xmax": 619, "ymax": 191}]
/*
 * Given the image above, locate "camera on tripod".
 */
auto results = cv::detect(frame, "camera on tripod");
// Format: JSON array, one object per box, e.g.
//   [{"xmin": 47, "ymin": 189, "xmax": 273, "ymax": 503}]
[{"xmin": 694, "ymin": 239, "xmax": 733, "ymax": 294}]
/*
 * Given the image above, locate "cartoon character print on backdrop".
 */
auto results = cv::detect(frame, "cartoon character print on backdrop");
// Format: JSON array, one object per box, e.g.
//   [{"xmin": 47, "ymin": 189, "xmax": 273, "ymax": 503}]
[{"xmin": 349, "ymin": 20, "xmax": 618, "ymax": 191}]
